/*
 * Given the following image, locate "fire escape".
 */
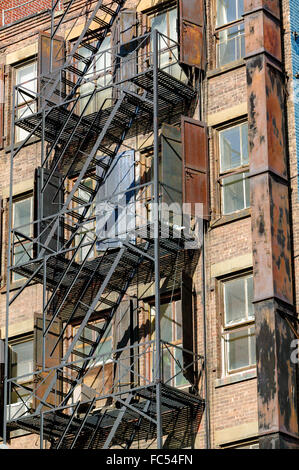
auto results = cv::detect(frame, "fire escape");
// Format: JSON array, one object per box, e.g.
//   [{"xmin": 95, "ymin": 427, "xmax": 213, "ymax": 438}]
[{"xmin": 3, "ymin": 0, "xmax": 206, "ymax": 449}]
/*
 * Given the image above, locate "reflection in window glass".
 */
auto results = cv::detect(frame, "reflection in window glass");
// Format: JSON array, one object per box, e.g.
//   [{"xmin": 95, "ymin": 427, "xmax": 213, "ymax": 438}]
[
  {"xmin": 216, "ymin": 0, "xmax": 244, "ymax": 27},
  {"xmin": 10, "ymin": 339, "xmax": 33, "ymax": 381}
]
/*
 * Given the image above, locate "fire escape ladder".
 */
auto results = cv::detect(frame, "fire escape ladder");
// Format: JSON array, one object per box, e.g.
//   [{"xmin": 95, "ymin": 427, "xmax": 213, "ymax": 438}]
[{"xmin": 125, "ymin": 399, "xmax": 151, "ymax": 449}]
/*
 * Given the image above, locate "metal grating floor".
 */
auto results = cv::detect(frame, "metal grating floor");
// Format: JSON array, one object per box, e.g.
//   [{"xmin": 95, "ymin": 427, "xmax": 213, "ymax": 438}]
[{"xmin": 8, "ymin": 384, "xmax": 205, "ymax": 449}]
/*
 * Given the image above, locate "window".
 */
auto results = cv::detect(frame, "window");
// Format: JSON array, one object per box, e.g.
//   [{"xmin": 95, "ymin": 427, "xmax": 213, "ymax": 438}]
[
  {"xmin": 221, "ymin": 274, "xmax": 255, "ymax": 375},
  {"xmin": 150, "ymin": 299, "xmax": 188, "ymax": 388},
  {"xmin": 9, "ymin": 336, "xmax": 33, "ymax": 405},
  {"xmin": 150, "ymin": 7, "xmax": 187, "ymax": 81},
  {"xmin": 12, "ymin": 194, "xmax": 33, "ymax": 282},
  {"xmin": 15, "ymin": 61, "xmax": 37, "ymax": 142},
  {"xmin": 216, "ymin": 0, "xmax": 245, "ymax": 67},
  {"xmin": 219, "ymin": 122, "xmax": 249, "ymax": 215},
  {"xmin": 77, "ymin": 36, "xmax": 112, "ymax": 115}
]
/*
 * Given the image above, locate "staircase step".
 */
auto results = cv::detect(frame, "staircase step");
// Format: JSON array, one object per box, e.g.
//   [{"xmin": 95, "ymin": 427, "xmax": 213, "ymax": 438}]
[
  {"xmin": 68, "ymin": 210, "xmax": 82, "ymax": 220},
  {"xmin": 79, "ymin": 336, "xmax": 97, "ymax": 347},
  {"xmin": 73, "ymin": 349, "xmax": 90, "ymax": 359},
  {"xmin": 59, "ymin": 376, "xmax": 77, "ymax": 386},
  {"xmin": 91, "ymin": 157, "xmax": 109, "ymax": 170},
  {"xmin": 78, "ymin": 183, "xmax": 95, "ymax": 195},
  {"xmin": 66, "ymin": 65, "xmax": 85, "ymax": 77},
  {"xmin": 92, "ymin": 16, "xmax": 109, "ymax": 28},
  {"xmin": 73, "ymin": 52, "xmax": 91, "ymax": 65},
  {"xmin": 65, "ymin": 363, "xmax": 82, "ymax": 373},
  {"xmin": 80, "ymin": 42, "xmax": 98, "ymax": 54},
  {"xmin": 99, "ymin": 5, "xmax": 115, "ymax": 16},
  {"xmin": 97, "ymin": 144, "xmax": 115, "ymax": 158},
  {"xmin": 85, "ymin": 323, "xmax": 104, "ymax": 335}
]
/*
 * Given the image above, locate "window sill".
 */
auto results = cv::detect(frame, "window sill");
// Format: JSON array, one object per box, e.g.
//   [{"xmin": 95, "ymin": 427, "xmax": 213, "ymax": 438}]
[
  {"xmin": 207, "ymin": 59, "xmax": 245, "ymax": 79},
  {"xmin": 215, "ymin": 368, "xmax": 257, "ymax": 388},
  {"xmin": 210, "ymin": 207, "xmax": 251, "ymax": 229}
]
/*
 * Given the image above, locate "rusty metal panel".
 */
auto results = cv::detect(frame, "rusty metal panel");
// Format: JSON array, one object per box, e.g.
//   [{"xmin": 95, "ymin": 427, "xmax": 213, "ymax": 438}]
[
  {"xmin": 251, "ymin": 173, "xmax": 293, "ymax": 305},
  {"xmin": 255, "ymin": 299, "xmax": 298, "ymax": 437},
  {"xmin": 181, "ymin": 271, "xmax": 195, "ymax": 385},
  {"xmin": 0, "ymin": 65, "xmax": 4, "ymax": 149},
  {"xmin": 247, "ymin": 56, "xmax": 287, "ymax": 180},
  {"xmin": 244, "ymin": 11, "xmax": 281, "ymax": 61},
  {"xmin": 34, "ymin": 313, "xmax": 62, "ymax": 410},
  {"xmin": 244, "ymin": 0, "xmax": 281, "ymax": 19},
  {"xmin": 178, "ymin": 0, "xmax": 205, "ymax": 69},
  {"xmin": 182, "ymin": 116, "xmax": 209, "ymax": 220},
  {"xmin": 38, "ymin": 31, "xmax": 65, "ymax": 106},
  {"xmin": 161, "ymin": 123, "xmax": 182, "ymax": 206}
]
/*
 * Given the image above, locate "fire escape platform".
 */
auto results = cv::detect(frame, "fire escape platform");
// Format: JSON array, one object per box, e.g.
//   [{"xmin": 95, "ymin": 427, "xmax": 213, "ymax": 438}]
[
  {"xmin": 15, "ymin": 69, "xmax": 196, "ymax": 177},
  {"xmin": 12, "ymin": 223, "xmax": 199, "ymax": 322},
  {"xmin": 7, "ymin": 384, "xmax": 204, "ymax": 449}
]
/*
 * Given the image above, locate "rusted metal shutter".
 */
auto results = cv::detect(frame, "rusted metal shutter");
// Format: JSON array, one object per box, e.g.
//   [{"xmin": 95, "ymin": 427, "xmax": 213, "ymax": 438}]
[
  {"xmin": 34, "ymin": 167, "xmax": 64, "ymax": 256},
  {"xmin": 0, "ymin": 65, "xmax": 4, "ymax": 149},
  {"xmin": 33, "ymin": 313, "xmax": 62, "ymax": 411},
  {"xmin": 181, "ymin": 271, "xmax": 195, "ymax": 385},
  {"xmin": 182, "ymin": 116, "xmax": 209, "ymax": 220},
  {"xmin": 38, "ymin": 31, "xmax": 65, "ymax": 107},
  {"xmin": 178, "ymin": 0, "xmax": 206, "ymax": 69},
  {"xmin": 161, "ymin": 123, "xmax": 182, "ymax": 207}
]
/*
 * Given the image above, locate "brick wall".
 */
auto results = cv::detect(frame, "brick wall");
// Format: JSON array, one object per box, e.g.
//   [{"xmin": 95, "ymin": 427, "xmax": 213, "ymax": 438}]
[{"xmin": 0, "ymin": 0, "xmax": 54, "ymax": 27}]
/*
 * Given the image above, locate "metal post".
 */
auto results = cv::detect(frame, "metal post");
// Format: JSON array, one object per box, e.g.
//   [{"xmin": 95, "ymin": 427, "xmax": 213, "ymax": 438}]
[
  {"xmin": 153, "ymin": 28, "xmax": 162, "ymax": 450},
  {"xmin": 3, "ymin": 85, "xmax": 16, "ymax": 443},
  {"xmin": 50, "ymin": 0, "xmax": 55, "ymax": 73}
]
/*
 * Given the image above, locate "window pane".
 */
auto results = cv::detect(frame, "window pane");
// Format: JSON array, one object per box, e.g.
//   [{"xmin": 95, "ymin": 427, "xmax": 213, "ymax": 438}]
[
  {"xmin": 217, "ymin": 0, "xmax": 243, "ymax": 26},
  {"xmin": 174, "ymin": 347, "xmax": 189, "ymax": 387},
  {"xmin": 161, "ymin": 303, "xmax": 173, "ymax": 343},
  {"xmin": 227, "ymin": 328, "xmax": 250, "ymax": 371},
  {"xmin": 224, "ymin": 277, "xmax": 246, "ymax": 325},
  {"xmin": 217, "ymin": 0, "xmax": 237, "ymax": 26},
  {"xmin": 222, "ymin": 173, "xmax": 246, "ymax": 214},
  {"xmin": 162, "ymin": 348, "xmax": 172, "ymax": 383},
  {"xmin": 169, "ymin": 8, "xmax": 178, "ymax": 42},
  {"xmin": 249, "ymin": 326, "xmax": 256, "ymax": 365},
  {"xmin": 11, "ymin": 340, "xmax": 33, "ymax": 380},
  {"xmin": 175, "ymin": 300, "xmax": 182, "ymax": 341},
  {"xmin": 241, "ymin": 123, "xmax": 249, "ymax": 164},
  {"xmin": 220, "ymin": 125, "xmax": 242, "ymax": 171},
  {"xmin": 13, "ymin": 198, "xmax": 32, "ymax": 236},
  {"xmin": 247, "ymin": 276, "xmax": 254, "ymax": 319},
  {"xmin": 16, "ymin": 62, "xmax": 37, "ymax": 104}
]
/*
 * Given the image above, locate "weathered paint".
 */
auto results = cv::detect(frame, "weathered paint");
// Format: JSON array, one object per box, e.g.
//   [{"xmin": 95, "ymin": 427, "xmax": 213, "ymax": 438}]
[
  {"xmin": 178, "ymin": 0, "xmax": 205, "ymax": 69},
  {"xmin": 244, "ymin": 10, "xmax": 282, "ymax": 61},
  {"xmin": 244, "ymin": 0, "xmax": 281, "ymax": 19},
  {"xmin": 289, "ymin": 0, "xmax": 299, "ymax": 197}
]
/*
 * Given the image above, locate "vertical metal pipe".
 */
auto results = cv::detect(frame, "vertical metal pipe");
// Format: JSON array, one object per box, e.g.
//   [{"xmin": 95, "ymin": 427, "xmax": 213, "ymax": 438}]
[
  {"xmin": 40, "ymin": 412, "xmax": 44, "ymax": 449},
  {"xmin": 202, "ymin": 221, "xmax": 210, "ymax": 448},
  {"xmin": 3, "ymin": 85, "xmax": 16, "ymax": 443},
  {"xmin": 43, "ymin": 257, "xmax": 46, "ymax": 371},
  {"xmin": 153, "ymin": 28, "xmax": 162, "ymax": 450},
  {"xmin": 50, "ymin": 0, "xmax": 55, "ymax": 73}
]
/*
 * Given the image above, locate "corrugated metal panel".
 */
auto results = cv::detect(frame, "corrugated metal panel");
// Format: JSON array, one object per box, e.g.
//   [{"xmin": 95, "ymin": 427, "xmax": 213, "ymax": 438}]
[
  {"xmin": 96, "ymin": 150, "xmax": 135, "ymax": 251},
  {"xmin": 181, "ymin": 116, "xmax": 209, "ymax": 220},
  {"xmin": 178, "ymin": 0, "xmax": 205, "ymax": 69}
]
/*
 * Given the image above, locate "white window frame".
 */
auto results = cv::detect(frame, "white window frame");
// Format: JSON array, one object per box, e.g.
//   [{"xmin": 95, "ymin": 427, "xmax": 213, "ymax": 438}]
[
  {"xmin": 12, "ymin": 194, "xmax": 33, "ymax": 282},
  {"xmin": 221, "ymin": 274, "xmax": 256, "ymax": 376},
  {"xmin": 14, "ymin": 60, "xmax": 37, "ymax": 143}
]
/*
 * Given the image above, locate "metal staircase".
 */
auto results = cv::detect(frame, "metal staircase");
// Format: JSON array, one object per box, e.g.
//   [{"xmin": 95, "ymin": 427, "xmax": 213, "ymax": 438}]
[{"xmin": 5, "ymin": 1, "xmax": 204, "ymax": 450}]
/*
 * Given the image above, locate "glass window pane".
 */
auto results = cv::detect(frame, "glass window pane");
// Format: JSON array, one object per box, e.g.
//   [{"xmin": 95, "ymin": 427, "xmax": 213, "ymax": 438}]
[
  {"xmin": 175, "ymin": 300, "xmax": 182, "ymax": 341},
  {"xmin": 244, "ymin": 173, "xmax": 250, "ymax": 208},
  {"xmin": 247, "ymin": 276, "xmax": 254, "ymax": 319},
  {"xmin": 161, "ymin": 303, "xmax": 173, "ymax": 343},
  {"xmin": 249, "ymin": 326, "xmax": 256, "ymax": 365},
  {"xmin": 16, "ymin": 62, "xmax": 37, "ymax": 104},
  {"xmin": 224, "ymin": 277, "xmax": 246, "ymax": 325},
  {"xmin": 227, "ymin": 328, "xmax": 250, "ymax": 371},
  {"xmin": 217, "ymin": 0, "xmax": 237, "ymax": 26},
  {"xmin": 169, "ymin": 8, "xmax": 178, "ymax": 42},
  {"xmin": 241, "ymin": 123, "xmax": 249, "ymax": 164},
  {"xmin": 13, "ymin": 198, "xmax": 32, "ymax": 236},
  {"xmin": 162, "ymin": 348, "xmax": 172, "ymax": 383},
  {"xmin": 11, "ymin": 340, "xmax": 33, "ymax": 380},
  {"xmin": 220, "ymin": 125, "xmax": 242, "ymax": 172},
  {"xmin": 222, "ymin": 173, "xmax": 245, "ymax": 214},
  {"xmin": 174, "ymin": 347, "xmax": 189, "ymax": 387}
]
